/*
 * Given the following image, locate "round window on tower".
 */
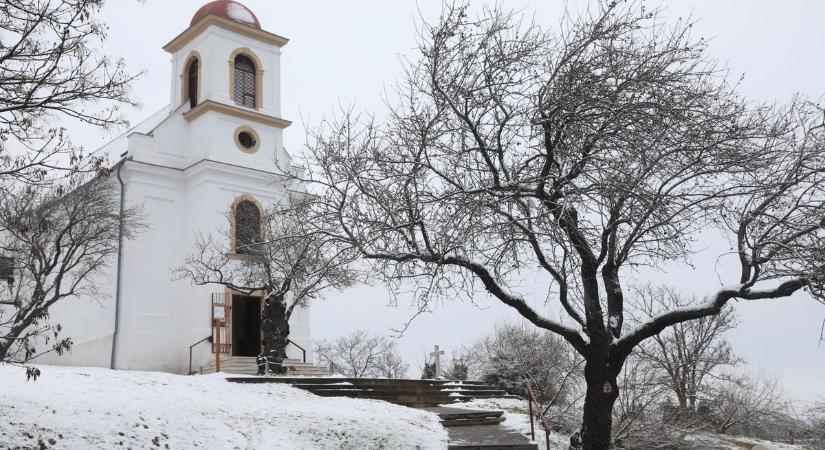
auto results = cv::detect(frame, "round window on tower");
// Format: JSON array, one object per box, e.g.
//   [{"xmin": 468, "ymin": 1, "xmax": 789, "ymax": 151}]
[{"xmin": 234, "ymin": 126, "xmax": 260, "ymax": 153}]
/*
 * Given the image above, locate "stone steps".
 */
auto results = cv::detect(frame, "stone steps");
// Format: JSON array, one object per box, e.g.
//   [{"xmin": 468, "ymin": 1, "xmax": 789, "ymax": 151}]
[
  {"xmin": 226, "ymin": 377, "xmax": 520, "ymax": 407},
  {"xmin": 424, "ymin": 407, "xmax": 538, "ymax": 450},
  {"xmin": 437, "ymin": 410, "xmax": 504, "ymax": 421},
  {"xmin": 204, "ymin": 357, "xmax": 331, "ymax": 376},
  {"xmin": 439, "ymin": 410, "xmax": 506, "ymax": 428}
]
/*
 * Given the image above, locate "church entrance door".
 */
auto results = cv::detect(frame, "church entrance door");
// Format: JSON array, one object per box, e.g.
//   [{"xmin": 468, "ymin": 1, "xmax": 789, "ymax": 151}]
[{"xmin": 231, "ymin": 295, "xmax": 262, "ymax": 357}]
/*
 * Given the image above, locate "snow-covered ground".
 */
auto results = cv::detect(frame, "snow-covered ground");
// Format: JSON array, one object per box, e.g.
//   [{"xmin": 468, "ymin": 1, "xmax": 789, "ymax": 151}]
[
  {"xmin": 709, "ymin": 435, "xmax": 808, "ymax": 450},
  {"xmin": 449, "ymin": 398, "xmax": 810, "ymax": 450},
  {"xmin": 0, "ymin": 364, "xmax": 447, "ymax": 449}
]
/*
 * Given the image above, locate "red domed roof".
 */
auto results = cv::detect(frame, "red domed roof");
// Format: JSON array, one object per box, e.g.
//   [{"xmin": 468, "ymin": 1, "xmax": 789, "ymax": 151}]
[{"xmin": 191, "ymin": 1, "xmax": 261, "ymax": 29}]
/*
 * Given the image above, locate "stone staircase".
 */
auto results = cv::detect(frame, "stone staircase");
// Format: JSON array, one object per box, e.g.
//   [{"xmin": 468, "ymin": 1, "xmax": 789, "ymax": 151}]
[
  {"xmin": 433, "ymin": 407, "xmax": 506, "ymax": 427},
  {"xmin": 442, "ymin": 380, "xmax": 524, "ymax": 401},
  {"xmin": 426, "ymin": 406, "xmax": 538, "ymax": 450},
  {"xmin": 226, "ymin": 377, "xmax": 519, "ymax": 408},
  {"xmin": 203, "ymin": 357, "xmax": 331, "ymax": 376}
]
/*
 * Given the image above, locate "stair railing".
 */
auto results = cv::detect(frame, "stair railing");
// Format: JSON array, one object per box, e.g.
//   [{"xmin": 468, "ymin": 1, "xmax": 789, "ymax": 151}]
[
  {"xmin": 527, "ymin": 382, "xmax": 551, "ymax": 450},
  {"xmin": 188, "ymin": 335, "xmax": 213, "ymax": 375},
  {"xmin": 286, "ymin": 339, "xmax": 307, "ymax": 363}
]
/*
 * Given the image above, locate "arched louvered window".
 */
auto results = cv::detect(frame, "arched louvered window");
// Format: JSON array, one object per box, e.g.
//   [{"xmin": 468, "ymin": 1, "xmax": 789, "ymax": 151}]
[
  {"xmin": 234, "ymin": 200, "xmax": 261, "ymax": 254},
  {"xmin": 234, "ymin": 54, "xmax": 257, "ymax": 108},
  {"xmin": 187, "ymin": 59, "xmax": 199, "ymax": 108}
]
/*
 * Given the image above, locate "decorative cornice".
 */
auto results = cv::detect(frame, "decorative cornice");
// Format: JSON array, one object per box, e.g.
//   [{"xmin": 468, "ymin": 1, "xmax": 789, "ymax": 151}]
[
  {"xmin": 183, "ymin": 100, "xmax": 292, "ymax": 129},
  {"xmin": 163, "ymin": 14, "xmax": 289, "ymax": 53}
]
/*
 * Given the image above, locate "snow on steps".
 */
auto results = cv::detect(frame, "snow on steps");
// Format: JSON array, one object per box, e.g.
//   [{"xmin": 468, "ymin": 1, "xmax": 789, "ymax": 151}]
[
  {"xmin": 423, "ymin": 407, "xmax": 537, "ymax": 450},
  {"xmin": 433, "ymin": 408, "xmax": 506, "ymax": 427},
  {"xmin": 202, "ymin": 357, "xmax": 331, "ymax": 376},
  {"xmin": 227, "ymin": 377, "xmax": 520, "ymax": 408}
]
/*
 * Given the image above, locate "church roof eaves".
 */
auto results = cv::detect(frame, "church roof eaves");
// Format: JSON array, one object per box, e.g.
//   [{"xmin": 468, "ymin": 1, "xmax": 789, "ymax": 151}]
[
  {"xmin": 163, "ymin": 14, "xmax": 289, "ymax": 54},
  {"xmin": 183, "ymin": 100, "xmax": 292, "ymax": 129},
  {"xmin": 83, "ymin": 104, "xmax": 177, "ymax": 171}
]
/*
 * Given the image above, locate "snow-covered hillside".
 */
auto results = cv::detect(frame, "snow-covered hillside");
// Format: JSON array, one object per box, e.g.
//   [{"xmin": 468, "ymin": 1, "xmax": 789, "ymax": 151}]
[{"xmin": 0, "ymin": 364, "xmax": 447, "ymax": 449}]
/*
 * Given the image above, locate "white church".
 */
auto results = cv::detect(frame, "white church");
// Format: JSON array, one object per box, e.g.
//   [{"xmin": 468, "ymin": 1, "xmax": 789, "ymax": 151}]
[{"xmin": 38, "ymin": 0, "xmax": 313, "ymax": 374}]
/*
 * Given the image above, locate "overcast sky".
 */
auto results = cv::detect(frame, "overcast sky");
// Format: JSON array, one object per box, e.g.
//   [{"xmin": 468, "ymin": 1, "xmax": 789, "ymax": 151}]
[{"xmin": 86, "ymin": 0, "xmax": 825, "ymax": 399}]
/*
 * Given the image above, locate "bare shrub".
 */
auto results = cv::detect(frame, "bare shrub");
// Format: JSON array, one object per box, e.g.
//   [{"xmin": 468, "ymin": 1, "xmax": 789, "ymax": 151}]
[
  {"xmin": 467, "ymin": 322, "xmax": 584, "ymax": 432},
  {"xmin": 315, "ymin": 330, "xmax": 408, "ymax": 379},
  {"xmin": 704, "ymin": 373, "xmax": 788, "ymax": 436}
]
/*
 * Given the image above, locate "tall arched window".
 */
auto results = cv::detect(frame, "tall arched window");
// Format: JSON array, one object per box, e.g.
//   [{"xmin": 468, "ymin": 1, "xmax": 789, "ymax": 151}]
[
  {"xmin": 187, "ymin": 59, "xmax": 199, "ymax": 108},
  {"xmin": 234, "ymin": 54, "xmax": 257, "ymax": 108},
  {"xmin": 234, "ymin": 200, "xmax": 261, "ymax": 254}
]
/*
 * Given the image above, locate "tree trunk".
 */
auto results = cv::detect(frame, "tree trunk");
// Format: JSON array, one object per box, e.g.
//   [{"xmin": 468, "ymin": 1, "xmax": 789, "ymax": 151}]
[
  {"xmin": 677, "ymin": 394, "xmax": 689, "ymax": 411},
  {"xmin": 580, "ymin": 358, "xmax": 619, "ymax": 450},
  {"xmin": 258, "ymin": 293, "xmax": 290, "ymax": 375}
]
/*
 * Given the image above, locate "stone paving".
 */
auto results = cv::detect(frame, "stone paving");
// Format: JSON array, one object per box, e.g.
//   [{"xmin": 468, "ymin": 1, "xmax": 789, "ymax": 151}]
[{"xmin": 423, "ymin": 406, "xmax": 538, "ymax": 450}]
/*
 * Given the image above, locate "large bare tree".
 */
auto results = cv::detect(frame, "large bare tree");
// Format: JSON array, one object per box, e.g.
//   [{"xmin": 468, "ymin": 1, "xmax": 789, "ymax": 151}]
[
  {"xmin": 299, "ymin": 2, "xmax": 825, "ymax": 448},
  {"xmin": 176, "ymin": 197, "xmax": 357, "ymax": 374},
  {"xmin": 1, "ymin": 0, "xmax": 138, "ymax": 183},
  {"xmin": 0, "ymin": 174, "xmax": 143, "ymax": 364}
]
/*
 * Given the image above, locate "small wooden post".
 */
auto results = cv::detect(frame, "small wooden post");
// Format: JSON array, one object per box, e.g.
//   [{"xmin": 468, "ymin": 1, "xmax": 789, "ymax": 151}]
[
  {"xmin": 527, "ymin": 384, "xmax": 535, "ymax": 441},
  {"xmin": 214, "ymin": 318, "xmax": 221, "ymax": 373}
]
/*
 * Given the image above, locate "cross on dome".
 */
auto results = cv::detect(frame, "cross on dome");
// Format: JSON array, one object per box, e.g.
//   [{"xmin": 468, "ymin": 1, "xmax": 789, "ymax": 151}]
[{"xmin": 191, "ymin": 0, "xmax": 261, "ymax": 29}]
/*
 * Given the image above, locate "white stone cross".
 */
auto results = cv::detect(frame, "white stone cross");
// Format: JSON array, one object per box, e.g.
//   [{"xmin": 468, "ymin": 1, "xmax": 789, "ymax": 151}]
[{"xmin": 429, "ymin": 345, "xmax": 445, "ymax": 378}]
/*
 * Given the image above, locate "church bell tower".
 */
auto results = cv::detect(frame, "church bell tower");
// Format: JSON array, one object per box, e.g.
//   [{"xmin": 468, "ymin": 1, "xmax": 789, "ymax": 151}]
[{"xmin": 161, "ymin": 0, "xmax": 292, "ymax": 173}]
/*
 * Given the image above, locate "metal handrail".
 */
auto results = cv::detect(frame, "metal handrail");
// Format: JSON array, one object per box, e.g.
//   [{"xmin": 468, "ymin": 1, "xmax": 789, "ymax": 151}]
[
  {"xmin": 188, "ymin": 335, "xmax": 213, "ymax": 375},
  {"xmin": 286, "ymin": 339, "xmax": 307, "ymax": 363},
  {"xmin": 527, "ymin": 383, "xmax": 551, "ymax": 450}
]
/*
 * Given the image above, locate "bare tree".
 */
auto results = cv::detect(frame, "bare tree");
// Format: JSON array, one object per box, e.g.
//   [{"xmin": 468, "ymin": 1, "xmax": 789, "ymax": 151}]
[
  {"xmin": 631, "ymin": 286, "xmax": 741, "ymax": 413},
  {"xmin": 1, "ymin": 0, "xmax": 138, "ymax": 183},
  {"xmin": 299, "ymin": 2, "xmax": 825, "ymax": 448},
  {"xmin": 0, "ymin": 0, "xmax": 140, "ymax": 371},
  {"xmin": 176, "ymin": 197, "xmax": 357, "ymax": 374},
  {"xmin": 373, "ymin": 345, "xmax": 410, "ymax": 379},
  {"xmin": 315, "ymin": 330, "xmax": 408, "ymax": 378},
  {"xmin": 611, "ymin": 353, "xmax": 705, "ymax": 450},
  {"xmin": 0, "ymin": 174, "xmax": 143, "ymax": 364}
]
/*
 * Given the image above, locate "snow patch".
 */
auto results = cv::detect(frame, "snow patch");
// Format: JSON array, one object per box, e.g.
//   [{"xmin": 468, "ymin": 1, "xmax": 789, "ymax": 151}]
[
  {"xmin": 0, "ymin": 364, "xmax": 446, "ymax": 449},
  {"xmin": 578, "ymin": 329, "xmax": 590, "ymax": 345},
  {"xmin": 226, "ymin": 2, "xmax": 255, "ymax": 25}
]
